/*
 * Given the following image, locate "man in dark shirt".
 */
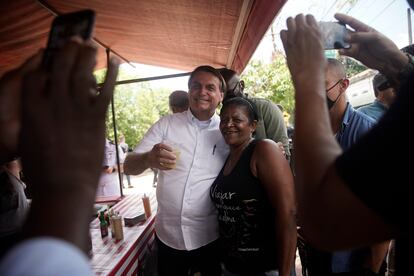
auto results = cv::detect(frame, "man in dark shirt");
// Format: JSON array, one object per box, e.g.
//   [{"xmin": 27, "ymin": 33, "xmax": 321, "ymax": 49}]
[
  {"xmin": 280, "ymin": 7, "xmax": 414, "ymax": 276},
  {"xmin": 218, "ymin": 68, "xmax": 290, "ymax": 157},
  {"xmin": 304, "ymin": 59, "xmax": 381, "ymax": 276}
]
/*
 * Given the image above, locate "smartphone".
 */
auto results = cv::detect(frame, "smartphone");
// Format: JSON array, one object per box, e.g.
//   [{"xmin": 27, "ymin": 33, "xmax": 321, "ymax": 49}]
[
  {"xmin": 318, "ymin": 21, "xmax": 350, "ymax": 50},
  {"xmin": 43, "ymin": 9, "xmax": 95, "ymax": 69}
]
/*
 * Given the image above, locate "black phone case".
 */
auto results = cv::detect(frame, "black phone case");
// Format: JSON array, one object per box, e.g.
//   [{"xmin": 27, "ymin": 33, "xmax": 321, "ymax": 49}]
[{"xmin": 43, "ymin": 9, "xmax": 95, "ymax": 69}]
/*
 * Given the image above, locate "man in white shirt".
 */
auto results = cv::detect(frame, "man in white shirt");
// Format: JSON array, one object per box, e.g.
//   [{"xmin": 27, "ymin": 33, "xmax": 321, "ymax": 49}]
[
  {"xmin": 124, "ymin": 65, "xmax": 229, "ymax": 275},
  {"xmin": 96, "ymin": 139, "xmax": 121, "ymax": 197}
]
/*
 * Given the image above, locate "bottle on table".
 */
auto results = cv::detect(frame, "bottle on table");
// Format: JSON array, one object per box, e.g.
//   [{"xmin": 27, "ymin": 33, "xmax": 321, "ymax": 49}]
[
  {"xmin": 99, "ymin": 211, "xmax": 109, "ymax": 238},
  {"xmin": 112, "ymin": 212, "xmax": 124, "ymax": 241}
]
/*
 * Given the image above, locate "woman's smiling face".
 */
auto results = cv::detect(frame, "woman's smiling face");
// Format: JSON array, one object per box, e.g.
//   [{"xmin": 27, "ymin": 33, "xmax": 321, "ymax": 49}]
[{"xmin": 220, "ymin": 104, "xmax": 256, "ymax": 146}]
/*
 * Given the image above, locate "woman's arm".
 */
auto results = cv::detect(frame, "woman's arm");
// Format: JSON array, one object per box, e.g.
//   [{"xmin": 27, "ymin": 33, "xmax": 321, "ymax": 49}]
[{"xmin": 252, "ymin": 140, "xmax": 296, "ymax": 276}]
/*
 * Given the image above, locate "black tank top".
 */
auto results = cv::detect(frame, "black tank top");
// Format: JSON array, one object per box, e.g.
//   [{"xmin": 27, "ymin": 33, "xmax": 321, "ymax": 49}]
[{"xmin": 210, "ymin": 140, "xmax": 277, "ymax": 274}]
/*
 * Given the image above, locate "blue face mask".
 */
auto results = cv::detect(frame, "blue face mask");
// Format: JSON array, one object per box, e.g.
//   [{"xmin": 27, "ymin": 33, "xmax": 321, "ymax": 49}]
[{"xmin": 326, "ymin": 79, "xmax": 343, "ymax": 110}]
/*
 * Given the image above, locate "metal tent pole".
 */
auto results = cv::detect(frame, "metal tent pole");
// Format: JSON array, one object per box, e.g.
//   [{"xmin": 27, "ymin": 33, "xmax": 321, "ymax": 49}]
[
  {"xmin": 107, "ymin": 48, "xmax": 124, "ymax": 197},
  {"xmin": 97, "ymin": 71, "xmax": 191, "ymax": 89}
]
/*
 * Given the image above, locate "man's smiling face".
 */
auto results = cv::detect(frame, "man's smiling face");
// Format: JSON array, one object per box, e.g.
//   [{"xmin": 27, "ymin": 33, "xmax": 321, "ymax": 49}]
[{"xmin": 188, "ymin": 71, "xmax": 223, "ymax": 120}]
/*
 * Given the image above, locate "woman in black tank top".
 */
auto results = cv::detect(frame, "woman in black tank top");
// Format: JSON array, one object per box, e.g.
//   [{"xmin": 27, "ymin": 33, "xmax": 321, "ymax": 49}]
[{"xmin": 210, "ymin": 98, "xmax": 296, "ymax": 276}]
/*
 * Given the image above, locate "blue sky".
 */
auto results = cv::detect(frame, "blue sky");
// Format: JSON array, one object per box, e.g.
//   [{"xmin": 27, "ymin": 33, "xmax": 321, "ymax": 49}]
[{"xmin": 122, "ymin": 0, "xmax": 412, "ymax": 91}]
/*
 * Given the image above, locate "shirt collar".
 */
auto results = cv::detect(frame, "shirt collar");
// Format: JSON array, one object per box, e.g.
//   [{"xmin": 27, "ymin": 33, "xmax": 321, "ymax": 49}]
[
  {"xmin": 185, "ymin": 109, "xmax": 219, "ymax": 128},
  {"xmin": 336, "ymin": 102, "xmax": 354, "ymax": 138},
  {"xmin": 373, "ymin": 99, "xmax": 388, "ymax": 111},
  {"xmin": 341, "ymin": 102, "xmax": 354, "ymax": 127}
]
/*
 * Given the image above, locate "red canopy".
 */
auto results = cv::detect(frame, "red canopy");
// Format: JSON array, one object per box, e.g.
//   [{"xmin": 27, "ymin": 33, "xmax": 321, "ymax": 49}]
[{"xmin": 0, "ymin": 0, "xmax": 287, "ymax": 75}]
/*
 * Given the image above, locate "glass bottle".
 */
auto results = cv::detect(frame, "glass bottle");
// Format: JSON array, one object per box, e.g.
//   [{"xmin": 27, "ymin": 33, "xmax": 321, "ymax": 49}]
[{"xmin": 99, "ymin": 211, "xmax": 108, "ymax": 238}]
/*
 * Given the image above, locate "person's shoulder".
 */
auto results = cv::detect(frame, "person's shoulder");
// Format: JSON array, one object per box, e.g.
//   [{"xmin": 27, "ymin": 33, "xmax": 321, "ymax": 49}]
[
  {"xmin": 254, "ymin": 139, "xmax": 278, "ymax": 153},
  {"xmin": 354, "ymin": 108, "xmax": 376, "ymax": 125},
  {"xmin": 249, "ymin": 97, "xmax": 272, "ymax": 106},
  {"xmin": 357, "ymin": 104, "xmax": 383, "ymax": 122},
  {"xmin": 348, "ymin": 108, "xmax": 376, "ymax": 136},
  {"xmin": 177, "ymin": 110, "xmax": 190, "ymax": 117},
  {"xmin": 152, "ymin": 111, "xmax": 190, "ymax": 131},
  {"xmin": 169, "ymin": 110, "xmax": 189, "ymax": 120},
  {"xmin": 358, "ymin": 102, "xmax": 382, "ymax": 113},
  {"xmin": 172, "ymin": 110, "xmax": 193, "ymax": 125},
  {"xmin": 106, "ymin": 140, "xmax": 116, "ymax": 150},
  {"xmin": 155, "ymin": 112, "xmax": 183, "ymax": 125},
  {"xmin": 249, "ymin": 97, "xmax": 282, "ymax": 115},
  {"xmin": 252, "ymin": 139, "xmax": 284, "ymax": 165},
  {"xmin": 357, "ymin": 103, "xmax": 373, "ymax": 113}
]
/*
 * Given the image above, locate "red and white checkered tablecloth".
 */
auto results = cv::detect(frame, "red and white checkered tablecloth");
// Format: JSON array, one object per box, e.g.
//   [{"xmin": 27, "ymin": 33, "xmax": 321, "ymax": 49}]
[{"xmin": 90, "ymin": 193, "xmax": 157, "ymax": 275}]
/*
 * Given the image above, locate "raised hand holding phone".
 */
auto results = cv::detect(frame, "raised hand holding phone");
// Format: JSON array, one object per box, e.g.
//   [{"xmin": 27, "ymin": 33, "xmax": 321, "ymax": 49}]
[
  {"xmin": 318, "ymin": 21, "xmax": 350, "ymax": 50},
  {"xmin": 42, "ymin": 9, "xmax": 95, "ymax": 70},
  {"xmin": 16, "ymin": 8, "xmax": 120, "ymax": 252}
]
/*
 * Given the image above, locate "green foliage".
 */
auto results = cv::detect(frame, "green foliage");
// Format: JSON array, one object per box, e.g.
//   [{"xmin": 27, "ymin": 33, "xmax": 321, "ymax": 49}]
[
  {"xmin": 340, "ymin": 56, "xmax": 368, "ymax": 77},
  {"xmin": 93, "ymin": 51, "xmax": 301, "ymax": 144},
  {"xmin": 94, "ymin": 68, "xmax": 170, "ymax": 148},
  {"xmin": 240, "ymin": 52, "xmax": 367, "ymax": 127},
  {"xmin": 241, "ymin": 53, "xmax": 295, "ymax": 121}
]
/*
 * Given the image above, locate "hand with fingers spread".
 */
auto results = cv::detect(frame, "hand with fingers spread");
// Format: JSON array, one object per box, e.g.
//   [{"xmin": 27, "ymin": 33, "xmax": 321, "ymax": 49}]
[
  {"xmin": 17, "ymin": 38, "xmax": 119, "ymax": 252},
  {"xmin": 20, "ymin": 39, "xmax": 119, "ymax": 197},
  {"xmin": 278, "ymin": 9, "xmax": 414, "ymax": 276},
  {"xmin": 334, "ymin": 13, "xmax": 408, "ymax": 80}
]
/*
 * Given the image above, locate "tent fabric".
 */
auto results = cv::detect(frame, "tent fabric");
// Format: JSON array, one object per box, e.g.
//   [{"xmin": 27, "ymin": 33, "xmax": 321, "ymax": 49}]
[{"xmin": 0, "ymin": 0, "xmax": 286, "ymax": 76}]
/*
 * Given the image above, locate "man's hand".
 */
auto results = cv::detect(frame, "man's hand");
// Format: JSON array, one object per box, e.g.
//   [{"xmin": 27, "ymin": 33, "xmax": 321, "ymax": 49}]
[
  {"xmin": 19, "ymin": 39, "xmax": 119, "ymax": 197},
  {"xmin": 280, "ymin": 14, "xmax": 326, "ymax": 90},
  {"xmin": 335, "ymin": 13, "xmax": 408, "ymax": 80},
  {"xmin": 276, "ymin": 142, "xmax": 286, "ymax": 157},
  {"xmin": 104, "ymin": 166, "xmax": 114, "ymax": 174},
  {"xmin": 147, "ymin": 143, "xmax": 177, "ymax": 170}
]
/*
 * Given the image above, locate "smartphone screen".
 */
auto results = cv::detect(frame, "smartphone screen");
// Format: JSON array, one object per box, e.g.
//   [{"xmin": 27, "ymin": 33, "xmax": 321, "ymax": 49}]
[
  {"xmin": 43, "ymin": 9, "xmax": 95, "ymax": 69},
  {"xmin": 318, "ymin": 21, "xmax": 350, "ymax": 50}
]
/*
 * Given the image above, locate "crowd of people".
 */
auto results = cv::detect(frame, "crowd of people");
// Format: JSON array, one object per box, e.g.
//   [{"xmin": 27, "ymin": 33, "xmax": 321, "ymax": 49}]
[{"xmin": 1, "ymin": 2, "xmax": 413, "ymax": 275}]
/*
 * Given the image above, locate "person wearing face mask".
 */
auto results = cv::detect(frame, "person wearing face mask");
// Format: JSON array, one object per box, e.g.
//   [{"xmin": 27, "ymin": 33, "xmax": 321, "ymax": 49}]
[
  {"xmin": 325, "ymin": 58, "xmax": 376, "ymax": 150},
  {"xmin": 280, "ymin": 4, "xmax": 414, "ymax": 274},
  {"xmin": 300, "ymin": 58, "xmax": 382, "ymax": 275}
]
